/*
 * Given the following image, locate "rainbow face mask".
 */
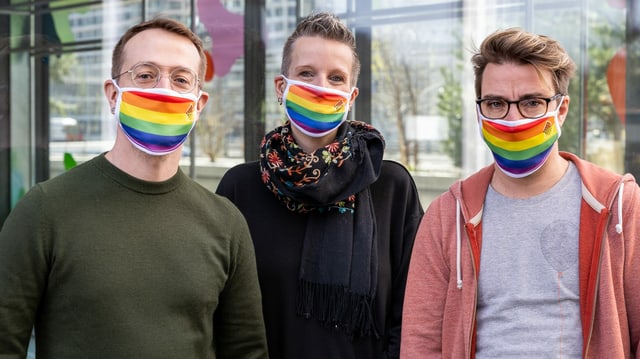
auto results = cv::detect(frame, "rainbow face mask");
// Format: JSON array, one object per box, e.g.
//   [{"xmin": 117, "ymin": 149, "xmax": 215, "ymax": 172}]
[
  {"xmin": 281, "ymin": 75, "xmax": 354, "ymax": 137},
  {"xmin": 478, "ymin": 104, "xmax": 562, "ymax": 178},
  {"xmin": 114, "ymin": 83, "xmax": 199, "ymax": 155}
]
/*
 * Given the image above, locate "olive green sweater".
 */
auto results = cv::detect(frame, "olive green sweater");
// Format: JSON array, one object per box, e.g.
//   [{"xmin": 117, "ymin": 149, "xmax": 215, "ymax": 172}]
[{"xmin": 0, "ymin": 153, "xmax": 268, "ymax": 359}]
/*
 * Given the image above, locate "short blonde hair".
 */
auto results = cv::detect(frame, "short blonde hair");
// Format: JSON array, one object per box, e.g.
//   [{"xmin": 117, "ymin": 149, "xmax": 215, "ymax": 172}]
[
  {"xmin": 111, "ymin": 17, "xmax": 206, "ymax": 88},
  {"xmin": 281, "ymin": 12, "xmax": 360, "ymax": 87}
]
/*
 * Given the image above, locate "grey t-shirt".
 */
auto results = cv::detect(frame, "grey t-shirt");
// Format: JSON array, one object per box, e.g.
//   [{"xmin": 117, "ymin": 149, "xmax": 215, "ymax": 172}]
[{"xmin": 476, "ymin": 163, "xmax": 583, "ymax": 358}]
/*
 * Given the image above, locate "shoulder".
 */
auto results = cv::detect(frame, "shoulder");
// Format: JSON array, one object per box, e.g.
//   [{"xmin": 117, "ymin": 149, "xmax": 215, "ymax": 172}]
[
  {"xmin": 219, "ymin": 161, "xmax": 261, "ymax": 185},
  {"xmin": 562, "ymin": 152, "xmax": 636, "ymax": 203},
  {"xmin": 371, "ymin": 160, "xmax": 424, "ymax": 213},
  {"xmin": 181, "ymin": 179, "xmax": 253, "ymax": 237},
  {"xmin": 182, "ymin": 176, "xmax": 239, "ymax": 209},
  {"xmin": 375, "ymin": 160, "xmax": 417, "ymax": 186},
  {"xmin": 215, "ymin": 161, "xmax": 267, "ymax": 203},
  {"xmin": 371, "ymin": 160, "xmax": 419, "ymax": 199},
  {"xmin": 23, "ymin": 156, "xmax": 104, "ymax": 202},
  {"xmin": 223, "ymin": 161, "xmax": 260, "ymax": 176}
]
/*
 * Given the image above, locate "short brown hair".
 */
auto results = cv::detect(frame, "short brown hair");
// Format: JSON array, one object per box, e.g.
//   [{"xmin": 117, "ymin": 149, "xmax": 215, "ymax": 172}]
[
  {"xmin": 471, "ymin": 27, "xmax": 576, "ymax": 98},
  {"xmin": 281, "ymin": 12, "xmax": 360, "ymax": 87},
  {"xmin": 110, "ymin": 17, "xmax": 206, "ymax": 87}
]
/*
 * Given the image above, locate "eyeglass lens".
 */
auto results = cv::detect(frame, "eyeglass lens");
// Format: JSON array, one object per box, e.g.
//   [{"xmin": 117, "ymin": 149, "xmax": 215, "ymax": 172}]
[
  {"xmin": 479, "ymin": 98, "xmax": 551, "ymax": 119},
  {"xmin": 129, "ymin": 63, "xmax": 197, "ymax": 93}
]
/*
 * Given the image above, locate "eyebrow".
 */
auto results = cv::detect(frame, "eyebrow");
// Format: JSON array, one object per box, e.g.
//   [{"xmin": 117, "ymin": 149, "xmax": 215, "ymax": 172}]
[
  {"xmin": 133, "ymin": 61, "xmax": 196, "ymax": 73},
  {"xmin": 480, "ymin": 92, "xmax": 551, "ymax": 100}
]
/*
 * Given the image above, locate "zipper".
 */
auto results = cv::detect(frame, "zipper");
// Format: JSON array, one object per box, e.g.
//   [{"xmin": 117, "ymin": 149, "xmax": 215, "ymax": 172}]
[
  {"xmin": 465, "ymin": 223, "xmax": 479, "ymax": 359},
  {"xmin": 583, "ymin": 209, "xmax": 610, "ymax": 358}
]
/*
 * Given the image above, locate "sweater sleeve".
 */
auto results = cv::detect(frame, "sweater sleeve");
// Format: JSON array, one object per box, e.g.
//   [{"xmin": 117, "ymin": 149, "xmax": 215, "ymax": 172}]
[
  {"xmin": 213, "ymin": 201, "xmax": 269, "ymax": 359},
  {"xmin": 0, "ymin": 186, "xmax": 49, "ymax": 358},
  {"xmin": 400, "ymin": 193, "xmax": 452, "ymax": 358},
  {"xmin": 622, "ymin": 179, "xmax": 640, "ymax": 358}
]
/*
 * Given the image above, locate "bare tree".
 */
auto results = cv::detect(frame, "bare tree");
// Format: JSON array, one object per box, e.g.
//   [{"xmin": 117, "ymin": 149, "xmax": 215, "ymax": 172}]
[
  {"xmin": 372, "ymin": 39, "xmax": 426, "ymax": 168},
  {"xmin": 196, "ymin": 77, "xmax": 236, "ymax": 162}
]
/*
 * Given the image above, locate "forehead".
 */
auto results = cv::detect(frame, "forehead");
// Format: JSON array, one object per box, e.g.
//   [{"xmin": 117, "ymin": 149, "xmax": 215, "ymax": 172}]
[
  {"xmin": 289, "ymin": 36, "xmax": 353, "ymax": 73},
  {"xmin": 481, "ymin": 62, "xmax": 554, "ymax": 97},
  {"xmin": 122, "ymin": 28, "xmax": 200, "ymax": 72}
]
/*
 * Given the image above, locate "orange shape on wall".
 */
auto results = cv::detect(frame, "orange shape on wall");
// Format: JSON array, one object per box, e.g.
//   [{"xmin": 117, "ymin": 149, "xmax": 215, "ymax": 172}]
[
  {"xmin": 205, "ymin": 50, "xmax": 215, "ymax": 82},
  {"xmin": 606, "ymin": 47, "xmax": 626, "ymax": 124}
]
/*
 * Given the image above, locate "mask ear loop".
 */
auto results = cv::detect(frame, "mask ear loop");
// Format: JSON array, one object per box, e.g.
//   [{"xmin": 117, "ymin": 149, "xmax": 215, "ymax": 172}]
[
  {"xmin": 553, "ymin": 95, "xmax": 565, "ymax": 138},
  {"xmin": 193, "ymin": 90, "xmax": 204, "ymax": 112},
  {"xmin": 112, "ymin": 81, "xmax": 125, "ymax": 119}
]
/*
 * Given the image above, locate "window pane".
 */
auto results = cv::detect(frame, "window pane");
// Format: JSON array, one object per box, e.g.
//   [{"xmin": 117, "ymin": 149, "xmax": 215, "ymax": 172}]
[
  {"xmin": 48, "ymin": 2, "xmax": 144, "ymax": 176},
  {"xmin": 10, "ymin": 14, "xmax": 32, "ymax": 207},
  {"xmin": 372, "ymin": 18, "xmax": 461, "ymax": 175}
]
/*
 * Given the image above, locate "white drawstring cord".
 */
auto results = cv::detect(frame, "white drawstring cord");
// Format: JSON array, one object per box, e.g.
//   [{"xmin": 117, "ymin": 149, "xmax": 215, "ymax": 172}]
[
  {"xmin": 616, "ymin": 182, "xmax": 624, "ymax": 234},
  {"xmin": 456, "ymin": 199, "xmax": 462, "ymax": 289}
]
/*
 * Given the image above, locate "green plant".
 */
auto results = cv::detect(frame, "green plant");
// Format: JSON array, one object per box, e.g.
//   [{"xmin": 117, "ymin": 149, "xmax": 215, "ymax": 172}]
[{"xmin": 63, "ymin": 152, "xmax": 77, "ymax": 170}]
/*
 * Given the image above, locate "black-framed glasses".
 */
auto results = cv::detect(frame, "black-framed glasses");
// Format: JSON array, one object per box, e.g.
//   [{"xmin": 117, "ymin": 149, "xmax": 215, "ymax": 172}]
[
  {"xmin": 476, "ymin": 93, "xmax": 563, "ymax": 120},
  {"xmin": 113, "ymin": 62, "xmax": 199, "ymax": 94}
]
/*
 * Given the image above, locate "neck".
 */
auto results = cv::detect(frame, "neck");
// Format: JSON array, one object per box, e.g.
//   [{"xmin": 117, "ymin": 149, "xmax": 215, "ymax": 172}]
[
  {"xmin": 106, "ymin": 134, "xmax": 181, "ymax": 182},
  {"xmin": 491, "ymin": 150, "xmax": 569, "ymax": 199}
]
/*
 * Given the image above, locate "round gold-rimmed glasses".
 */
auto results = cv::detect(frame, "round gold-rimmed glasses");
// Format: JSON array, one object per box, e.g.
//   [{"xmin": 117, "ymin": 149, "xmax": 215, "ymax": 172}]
[{"xmin": 113, "ymin": 62, "xmax": 199, "ymax": 94}]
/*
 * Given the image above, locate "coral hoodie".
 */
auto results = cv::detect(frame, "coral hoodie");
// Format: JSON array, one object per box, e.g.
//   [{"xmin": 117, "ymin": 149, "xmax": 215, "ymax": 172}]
[{"xmin": 401, "ymin": 152, "xmax": 640, "ymax": 358}]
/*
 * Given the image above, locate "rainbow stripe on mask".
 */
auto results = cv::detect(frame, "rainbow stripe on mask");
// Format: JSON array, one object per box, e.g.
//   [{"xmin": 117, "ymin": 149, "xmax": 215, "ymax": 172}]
[
  {"xmin": 118, "ymin": 90, "xmax": 195, "ymax": 152},
  {"xmin": 285, "ymin": 83, "xmax": 348, "ymax": 135},
  {"xmin": 481, "ymin": 115, "xmax": 559, "ymax": 177}
]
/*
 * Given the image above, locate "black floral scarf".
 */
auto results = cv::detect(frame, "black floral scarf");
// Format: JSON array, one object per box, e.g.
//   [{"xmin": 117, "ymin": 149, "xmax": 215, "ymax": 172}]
[{"xmin": 259, "ymin": 120, "xmax": 385, "ymax": 338}]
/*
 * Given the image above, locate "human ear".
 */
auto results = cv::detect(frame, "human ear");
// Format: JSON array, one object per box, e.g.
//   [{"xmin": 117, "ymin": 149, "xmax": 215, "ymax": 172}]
[
  {"xmin": 104, "ymin": 79, "xmax": 118, "ymax": 114},
  {"xmin": 196, "ymin": 91, "xmax": 209, "ymax": 112},
  {"xmin": 349, "ymin": 87, "xmax": 359, "ymax": 104},
  {"xmin": 557, "ymin": 95, "xmax": 570, "ymax": 127},
  {"xmin": 274, "ymin": 75, "xmax": 286, "ymax": 98}
]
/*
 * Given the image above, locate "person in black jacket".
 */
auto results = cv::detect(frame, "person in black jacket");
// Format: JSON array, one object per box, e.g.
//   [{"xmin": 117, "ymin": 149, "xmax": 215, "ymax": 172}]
[{"xmin": 216, "ymin": 11, "xmax": 423, "ymax": 359}]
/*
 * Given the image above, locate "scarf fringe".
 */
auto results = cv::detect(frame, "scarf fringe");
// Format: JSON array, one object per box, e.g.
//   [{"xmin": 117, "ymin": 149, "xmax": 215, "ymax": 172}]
[{"xmin": 296, "ymin": 279, "xmax": 380, "ymax": 339}]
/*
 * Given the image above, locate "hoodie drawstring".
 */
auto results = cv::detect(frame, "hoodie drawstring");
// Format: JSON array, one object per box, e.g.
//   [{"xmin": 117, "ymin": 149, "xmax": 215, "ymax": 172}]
[
  {"xmin": 616, "ymin": 182, "xmax": 624, "ymax": 234},
  {"xmin": 456, "ymin": 199, "xmax": 462, "ymax": 289}
]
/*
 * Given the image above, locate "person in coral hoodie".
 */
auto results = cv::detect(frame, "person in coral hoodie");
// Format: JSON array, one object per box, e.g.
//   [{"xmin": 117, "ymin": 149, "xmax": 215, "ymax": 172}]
[{"xmin": 401, "ymin": 27, "xmax": 640, "ymax": 358}]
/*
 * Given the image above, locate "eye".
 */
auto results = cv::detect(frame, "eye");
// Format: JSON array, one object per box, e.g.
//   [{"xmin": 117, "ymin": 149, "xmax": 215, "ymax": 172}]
[
  {"xmin": 132, "ymin": 65, "xmax": 158, "ymax": 83},
  {"xmin": 169, "ymin": 68, "xmax": 197, "ymax": 91},
  {"xmin": 520, "ymin": 98, "xmax": 546, "ymax": 108},
  {"xmin": 485, "ymin": 99, "xmax": 506, "ymax": 109},
  {"xmin": 329, "ymin": 74, "xmax": 346, "ymax": 83},
  {"xmin": 172, "ymin": 74, "xmax": 190, "ymax": 85},
  {"xmin": 135, "ymin": 71, "xmax": 156, "ymax": 82}
]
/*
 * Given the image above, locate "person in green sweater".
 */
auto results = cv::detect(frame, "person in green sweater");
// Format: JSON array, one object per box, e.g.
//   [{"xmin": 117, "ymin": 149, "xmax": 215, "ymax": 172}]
[{"xmin": 0, "ymin": 17, "xmax": 268, "ymax": 359}]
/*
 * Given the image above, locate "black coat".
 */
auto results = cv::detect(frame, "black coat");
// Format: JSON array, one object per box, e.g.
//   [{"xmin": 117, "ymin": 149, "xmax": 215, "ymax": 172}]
[{"xmin": 216, "ymin": 160, "xmax": 423, "ymax": 359}]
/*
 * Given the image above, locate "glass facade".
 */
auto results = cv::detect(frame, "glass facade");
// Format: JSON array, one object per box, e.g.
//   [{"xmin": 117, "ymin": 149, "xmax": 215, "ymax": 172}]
[{"xmin": 1, "ymin": 0, "xmax": 639, "ymax": 228}]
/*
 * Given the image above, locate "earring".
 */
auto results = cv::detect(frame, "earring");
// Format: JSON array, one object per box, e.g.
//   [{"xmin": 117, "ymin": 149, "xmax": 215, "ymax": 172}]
[{"xmin": 277, "ymin": 97, "xmax": 283, "ymax": 105}]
